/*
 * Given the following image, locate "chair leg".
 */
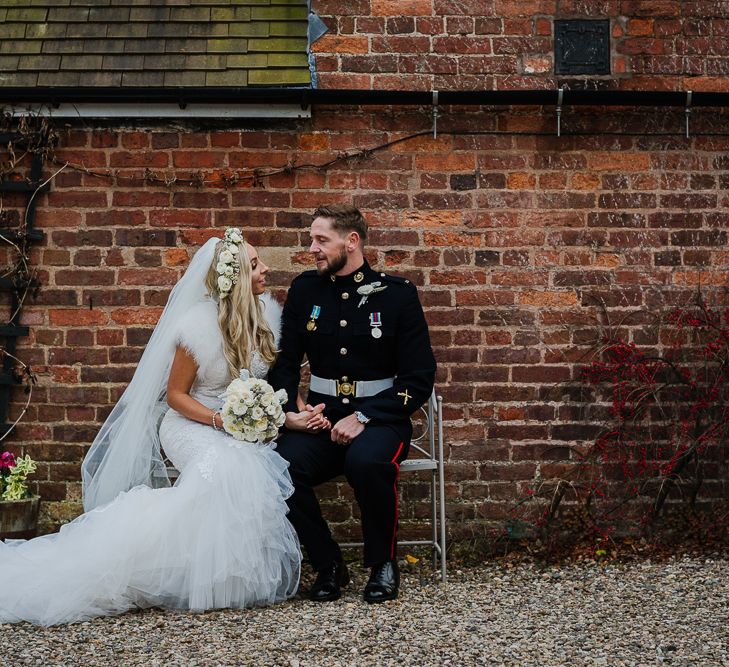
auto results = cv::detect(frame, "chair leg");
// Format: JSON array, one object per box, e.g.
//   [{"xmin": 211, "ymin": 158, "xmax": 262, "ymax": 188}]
[
  {"xmin": 436, "ymin": 395, "xmax": 447, "ymax": 583},
  {"xmin": 430, "ymin": 469, "xmax": 438, "ymax": 571}
]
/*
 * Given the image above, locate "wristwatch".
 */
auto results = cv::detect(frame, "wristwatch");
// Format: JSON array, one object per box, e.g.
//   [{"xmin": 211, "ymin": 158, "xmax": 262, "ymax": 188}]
[{"xmin": 354, "ymin": 411, "xmax": 370, "ymax": 425}]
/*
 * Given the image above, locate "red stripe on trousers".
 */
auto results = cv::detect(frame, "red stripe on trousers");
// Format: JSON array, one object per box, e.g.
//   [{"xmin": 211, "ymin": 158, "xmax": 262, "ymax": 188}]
[{"xmin": 389, "ymin": 441, "xmax": 405, "ymax": 560}]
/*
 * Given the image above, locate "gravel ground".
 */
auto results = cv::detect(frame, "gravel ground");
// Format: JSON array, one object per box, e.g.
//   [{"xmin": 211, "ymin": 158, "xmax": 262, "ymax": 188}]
[{"xmin": 2, "ymin": 554, "xmax": 728, "ymax": 667}]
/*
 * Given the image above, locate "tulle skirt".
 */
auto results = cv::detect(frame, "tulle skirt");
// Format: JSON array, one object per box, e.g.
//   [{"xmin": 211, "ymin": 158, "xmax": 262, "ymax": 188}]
[{"xmin": 0, "ymin": 410, "xmax": 301, "ymax": 626}]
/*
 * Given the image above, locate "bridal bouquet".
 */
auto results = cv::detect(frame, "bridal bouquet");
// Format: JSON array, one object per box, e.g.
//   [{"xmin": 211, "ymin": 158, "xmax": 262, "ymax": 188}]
[
  {"xmin": 220, "ymin": 371, "xmax": 287, "ymax": 445},
  {"xmin": 1, "ymin": 450, "xmax": 38, "ymax": 501}
]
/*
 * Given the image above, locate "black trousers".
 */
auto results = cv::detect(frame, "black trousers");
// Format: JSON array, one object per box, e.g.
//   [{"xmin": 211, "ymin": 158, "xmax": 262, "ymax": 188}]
[{"xmin": 276, "ymin": 422, "xmax": 411, "ymax": 570}]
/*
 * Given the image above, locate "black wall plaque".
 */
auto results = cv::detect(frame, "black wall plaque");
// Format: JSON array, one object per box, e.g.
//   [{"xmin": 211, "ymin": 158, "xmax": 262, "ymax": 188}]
[{"xmin": 555, "ymin": 19, "xmax": 610, "ymax": 75}]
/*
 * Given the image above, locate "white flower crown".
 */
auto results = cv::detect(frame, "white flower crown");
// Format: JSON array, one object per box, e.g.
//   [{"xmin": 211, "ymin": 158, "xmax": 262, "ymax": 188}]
[{"xmin": 215, "ymin": 227, "xmax": 244, "ymax": 299}]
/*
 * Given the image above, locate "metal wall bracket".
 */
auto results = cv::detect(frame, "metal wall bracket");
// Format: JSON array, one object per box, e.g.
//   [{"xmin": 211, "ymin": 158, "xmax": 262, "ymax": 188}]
[
  {"xmin": 556, "ymin": 86, "xmax": 564, "ymax": 137},
  {"xmin": 432, "ymin": 90, "xmax": 439, "ymax": 139},
  {"xmin": 685, "ymin": 90, "xmax": 692, "ymax": 138}
]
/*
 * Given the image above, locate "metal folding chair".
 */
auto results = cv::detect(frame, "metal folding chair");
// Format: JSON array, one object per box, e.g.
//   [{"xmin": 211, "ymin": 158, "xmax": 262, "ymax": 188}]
[{"xmin": 341, "ymin": 389, "xmax": 447, "ymax": 582}]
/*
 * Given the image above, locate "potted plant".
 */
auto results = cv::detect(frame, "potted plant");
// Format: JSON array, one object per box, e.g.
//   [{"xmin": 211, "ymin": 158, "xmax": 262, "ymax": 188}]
[{"xmin": 0, "ymin": 450, "xmax": 39, "ymax": 540}]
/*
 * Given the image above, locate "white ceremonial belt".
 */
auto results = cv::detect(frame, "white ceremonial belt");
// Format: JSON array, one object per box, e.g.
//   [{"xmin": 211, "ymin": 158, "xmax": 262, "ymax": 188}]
[{"xmin": 310, "ymin": 374, "xmax": 394, "ymax": 398}]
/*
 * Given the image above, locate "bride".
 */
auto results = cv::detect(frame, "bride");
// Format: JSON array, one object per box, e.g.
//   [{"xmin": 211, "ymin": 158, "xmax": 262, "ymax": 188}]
[{"xmin": 0, "ymin": 229, "xmax": 314, "ymax": 626}]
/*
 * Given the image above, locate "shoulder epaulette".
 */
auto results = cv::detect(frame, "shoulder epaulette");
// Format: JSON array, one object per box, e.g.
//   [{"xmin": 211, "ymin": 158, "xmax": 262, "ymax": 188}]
[{"xmin": 378, "ymin": 273, "xmax": 413, "ymax": 287}]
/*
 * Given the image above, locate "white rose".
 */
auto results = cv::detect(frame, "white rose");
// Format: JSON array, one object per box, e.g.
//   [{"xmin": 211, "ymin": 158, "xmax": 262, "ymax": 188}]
[
  {"xmin": 229, "ymin": 231, "xmax": 242, "ymax": 244},
  {"xmin": 251, "ymin": 406, "xmax": 264, "ymax": 420},
  {"xmin": 217, "ymin": 276, "xmax": 232, "ymax": 293},
  {"xmin": 274, "ymin": 389, "xmax": 288, "ymax": 404},
  {"xmin": 229, "ymin": 243, "xmax": 240, "ymax": 254},
  {"xmin": 224, "ymin": 265, "xmax": 234, "ymax": 277},
  {"xmin": 216, "ymin": 262, "xmax": 228, "ymax": 274},
  {"xmin": 219, "ymin": 249, "xmax": 234, "ymax": 264}
]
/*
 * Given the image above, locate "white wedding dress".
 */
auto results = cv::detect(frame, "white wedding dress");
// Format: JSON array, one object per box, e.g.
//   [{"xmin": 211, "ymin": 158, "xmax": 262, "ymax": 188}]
[{"xmin": 0, "ymin": 297, "xmax": 300, "ymax": 626}]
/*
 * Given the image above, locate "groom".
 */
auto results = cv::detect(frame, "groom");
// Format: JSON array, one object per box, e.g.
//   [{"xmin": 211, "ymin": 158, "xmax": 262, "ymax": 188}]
[{"xmin": 270, "ymin": 204, "xmax": 436, "ymax": 603}]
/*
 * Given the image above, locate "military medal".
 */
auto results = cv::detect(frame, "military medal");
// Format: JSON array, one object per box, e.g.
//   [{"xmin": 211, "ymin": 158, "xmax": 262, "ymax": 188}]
[
  {"xmin": 307, "ymin": 305, "xmax": 321, "ymax": 331},
  {"xmin": 369, "ymin": 312, "xmax": 382, "ymax": 339}
]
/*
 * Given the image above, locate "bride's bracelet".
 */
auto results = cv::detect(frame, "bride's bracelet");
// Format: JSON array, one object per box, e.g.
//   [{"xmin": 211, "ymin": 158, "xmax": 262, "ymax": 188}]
[{"xmin": 211, "ymin": 411, "xmax": 220, "ymax": 431}]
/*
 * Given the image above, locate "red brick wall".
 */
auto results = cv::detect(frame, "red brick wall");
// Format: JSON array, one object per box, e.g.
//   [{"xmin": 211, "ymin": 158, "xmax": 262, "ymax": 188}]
[
  {"xmin": 5, "ymin": 3, "xmax": 729, "ymax": 538},
  {"xmin": 312, "ymin": 0, "xmax": 729, "ymax": 92},
  {"xmin": 6, "ymin": 108, "xmax": 728, "ymax": 537}
]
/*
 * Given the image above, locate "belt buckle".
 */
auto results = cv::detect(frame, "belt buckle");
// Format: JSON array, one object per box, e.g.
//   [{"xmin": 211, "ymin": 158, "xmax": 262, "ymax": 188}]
[{"xmin": 336, "ymin": 377, "xmax": 356, "ymax": 397}]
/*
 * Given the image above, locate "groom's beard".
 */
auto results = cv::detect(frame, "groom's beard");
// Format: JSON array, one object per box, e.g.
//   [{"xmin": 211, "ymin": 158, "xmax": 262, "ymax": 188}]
[{"xmin": 315, "ymin": 248, "xmax": 347, "ymax": 277}]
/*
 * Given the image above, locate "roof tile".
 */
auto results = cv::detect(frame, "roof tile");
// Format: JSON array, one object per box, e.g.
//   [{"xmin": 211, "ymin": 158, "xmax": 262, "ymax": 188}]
[
  {"xmin": 103, "ymin": 54, "xmax": 145, "ymax": 70},
  {"xmin": 42, "ymin": 39, "xmax": 85, "ymax": 54},
  {"xmin": 25, "ymin": 23, "xmax": 67, "ymax": 39},
  {"xmin": 122, "ymin": 70, "xmax": 166, "ymax": 86},
  {"xmin": 47, "ymin": 7, "xmax": 90, "ymax": 22},
  {"xmin": 1, "ymin": 0, "xmax": 310, "ymax": 89},
  {"xmin": 124, "ymin": 38, "xmax": 166, "ymax": 54},
  {"xmin": 36, "ymin": 70, "xmax": 80, "ymax": 86},
  {"xmin": 1, "ymin": 40, "xmax": 43, "ymax": 55},
  {"xmin": 211, "ymin": 7, "xmax": 251, "ymax": 21},
  {"xmin": 269, "ymin": 21, "xmax": 308, "ymax": 37},
  {"xmin": 129, "ymin": 7, "xmax": 171, "ymax": 22},
  {"xmin": 248, "ymin": 37, "xmax": 306, "ymax": 53},
  {"xmin": 1, "ymin": 72, "xmax": 41, "ymax": 87},
  {"xmin": 207, "ymin": 38, "xmax": 249, "ymax": 53},
  {"xmin": 229, "ymin": 22, "xmax": 270, "ymax": 37},
  {"xmin": 88, "ymin": 7, "xmax": 131, "ymax": 22},
  {"xmin": 250, "ymin": 6, "xmax": 307, "ymax": 20},
  {"xmin": 186, "ymin": 54, "xmax": 227, "ymax": 70},
  {"xmin": 0, "ymin": 56, "xmax": 21, "ymax": 72},
  {"xmin": 227, "ymin": 53, "xmax": 268, "ymax": 68},
  {"xmin": 248, "ymin": 67, "xmax": 309, "ymax": 85},
  {"xmin": 19, "ymin": 54, "xmax": 61, "ymax": 71},
  {"xmin": 205, "ymin": 69, "xmax": 248, "ymax": 86},
  {"xmin": 143, "ymin": 54, "xmax": 188, "ymax": 70},
  {"xmin": 164, "ymin": 70, "xmax": 207, "ymax": 86},
  {"xmin": 169, "ymin": 7, "xmax": 211, "ymax": 22},
  {"xmin": 5, "ymin": 8, "xmax": 48, "ymax": 21},
  {"xmin": 78, "ymin": 71, "xmax": 123, "ymax": 86},
  {"xmin": 61, "ymin": 54, "xmax": 104, "ymax": 70}
]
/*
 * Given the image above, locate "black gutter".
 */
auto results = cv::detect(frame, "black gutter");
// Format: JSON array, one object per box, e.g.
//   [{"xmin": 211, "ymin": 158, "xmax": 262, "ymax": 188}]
[{"xmin": 1, "ymin": 87, "xmax": 727, "ymax": 108}]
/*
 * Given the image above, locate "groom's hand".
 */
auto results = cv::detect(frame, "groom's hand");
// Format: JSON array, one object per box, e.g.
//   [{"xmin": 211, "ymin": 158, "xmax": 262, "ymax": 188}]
[{"xmin": 331, "ymin": 413, "xmax": 364, "ymax": 446}]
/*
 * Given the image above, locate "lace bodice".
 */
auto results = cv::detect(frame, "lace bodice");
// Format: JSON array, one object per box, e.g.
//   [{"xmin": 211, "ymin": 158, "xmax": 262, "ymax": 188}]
[
  {"xmin": 161, "ymin": 296, "xmax": 281, "ymax": 480},
  {"xmin": 176, "ymin": 299, "xmax": 273, "ymax": 408}
]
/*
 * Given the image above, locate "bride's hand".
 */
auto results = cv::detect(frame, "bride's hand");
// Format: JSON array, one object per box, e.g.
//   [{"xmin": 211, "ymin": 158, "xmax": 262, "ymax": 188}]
[
  {"xmin": 284, "ymin": 404, "xmax": 329, "ymax": 433},
  {"xmin": 305, "ymin": 404, "xmax": 331, "ymax": 432}
]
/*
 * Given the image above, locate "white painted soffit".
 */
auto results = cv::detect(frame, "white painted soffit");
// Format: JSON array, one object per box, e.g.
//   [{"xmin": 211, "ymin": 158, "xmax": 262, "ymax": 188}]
[{"xmin": 12, "ymin": 103, "xmax": 311, "ymax": 120}]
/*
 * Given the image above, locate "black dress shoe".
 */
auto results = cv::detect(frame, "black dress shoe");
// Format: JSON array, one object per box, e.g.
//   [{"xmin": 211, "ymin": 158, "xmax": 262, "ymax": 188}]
[
  {"xmin": 363, "ymin": 559, "xmax": 400, "ymax": 603},
  {"xmin": 309, "ymin": 560, "xmax": 350, "ymax": 602}
]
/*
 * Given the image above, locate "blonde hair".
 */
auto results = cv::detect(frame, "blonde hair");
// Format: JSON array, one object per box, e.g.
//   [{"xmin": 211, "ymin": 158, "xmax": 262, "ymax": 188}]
[{"xmin": 205, "ymin": 238, "xmax": 276, "ymax": 378}]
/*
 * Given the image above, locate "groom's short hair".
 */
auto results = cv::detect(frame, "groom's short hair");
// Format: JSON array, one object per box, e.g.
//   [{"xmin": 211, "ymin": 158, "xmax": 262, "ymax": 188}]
[{"xmin": 313, "ymin": 204, "xmax": 368, "ymax": 242}]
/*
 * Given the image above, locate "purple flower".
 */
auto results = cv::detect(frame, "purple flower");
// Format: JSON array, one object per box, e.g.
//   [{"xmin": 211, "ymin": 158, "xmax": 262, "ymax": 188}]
[{"xmin": 0, "ymin": 451, "xmax": 16, "ymax": 469}]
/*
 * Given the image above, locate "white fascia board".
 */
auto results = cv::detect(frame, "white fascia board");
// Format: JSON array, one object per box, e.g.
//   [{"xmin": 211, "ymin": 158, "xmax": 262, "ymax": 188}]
[{"xmin": 14, "ymin": 103, "xmax": 311, "ymax": 119}]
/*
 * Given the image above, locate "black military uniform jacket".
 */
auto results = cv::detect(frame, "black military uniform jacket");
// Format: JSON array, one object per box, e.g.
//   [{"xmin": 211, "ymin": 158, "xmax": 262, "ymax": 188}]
[{"xmin": 269, "ymin": 260, "xmax": 436, "ymax": 426}]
